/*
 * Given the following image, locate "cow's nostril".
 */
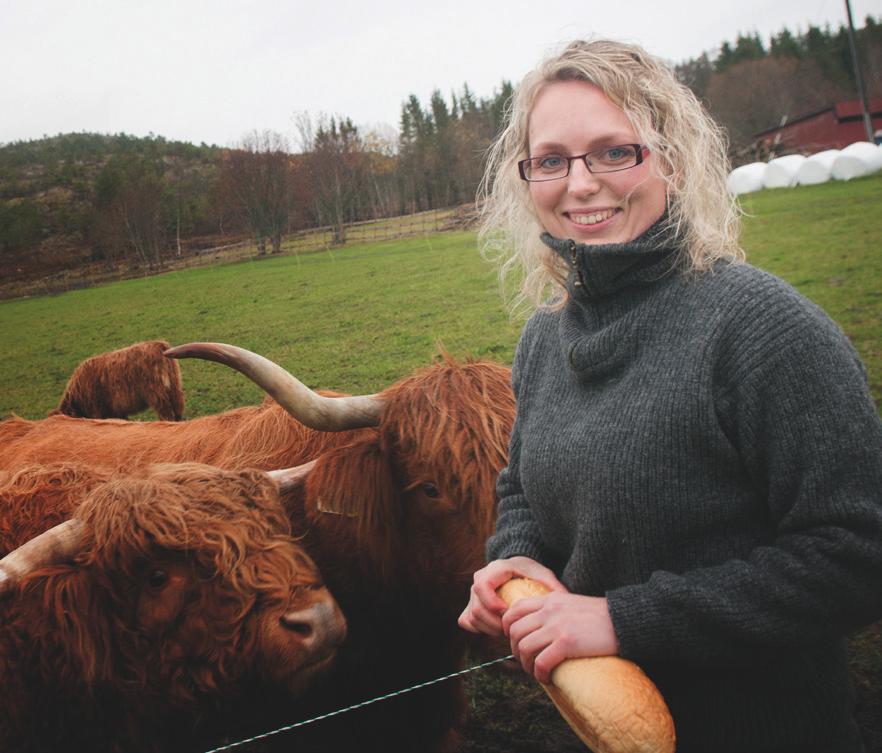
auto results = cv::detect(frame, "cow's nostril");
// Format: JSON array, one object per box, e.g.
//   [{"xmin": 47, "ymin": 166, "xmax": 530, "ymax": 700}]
[{"xmin": 280, "ymin": 611, "xmax": 315, "ymax": 637}]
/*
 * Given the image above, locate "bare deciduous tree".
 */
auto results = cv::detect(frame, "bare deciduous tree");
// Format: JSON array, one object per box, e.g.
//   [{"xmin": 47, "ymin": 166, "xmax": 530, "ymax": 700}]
[
  {"xmin": 220, "ymin": 130, "xmax": 294, "ymax": 255},
  {"xmin": 93, "ymin": 153, "xmax": 168, "ymax": 269},
  {"xmin": 296, "ymin": 113, "xmax": 368, "ymax": 244}
]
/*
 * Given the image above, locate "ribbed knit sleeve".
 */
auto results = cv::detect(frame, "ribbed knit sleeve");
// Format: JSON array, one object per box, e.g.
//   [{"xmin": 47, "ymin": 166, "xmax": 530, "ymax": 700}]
[
  {"xmin": 485, "ymin": 315, "xmax": 552, "ymax": 565},
  {"xmin": 607, "ymin": 286, "xmax": 882, "ymax": 667}
]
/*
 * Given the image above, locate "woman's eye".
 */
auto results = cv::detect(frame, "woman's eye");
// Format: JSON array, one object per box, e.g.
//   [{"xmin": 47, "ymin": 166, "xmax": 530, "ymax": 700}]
[
  {"xmin": 420, "ymin": 482, "xmax": 440, "ymax": 498},
  {"xmin": 538, "ymin": 155, "xmax": 563, "ymax": 170},
  {"xmin": 147, "ymin": 569, "xmax": 169, "ymax": 589},
  {"xmin": 604, "ymin": 146, "xmax": 631, "ymax": 161}
]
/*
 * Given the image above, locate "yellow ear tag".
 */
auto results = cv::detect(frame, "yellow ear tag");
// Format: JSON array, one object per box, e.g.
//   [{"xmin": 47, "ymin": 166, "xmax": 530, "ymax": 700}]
[{"xmin": 316, "ymin": 495, "xmax": 360, "ymax": 517}]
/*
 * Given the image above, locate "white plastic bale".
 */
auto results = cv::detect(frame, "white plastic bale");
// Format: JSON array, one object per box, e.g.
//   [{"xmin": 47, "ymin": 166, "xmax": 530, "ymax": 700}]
[
  {"xmin": 762, "ymin": 154, "xmax": 807, "ymax": 189},
  {"xmin": 796, "ymin": 149, "xmax": 840, "ymax": 186},
  {"xmin": 727, "ymin": 162, "xmax": 767, "ymax": 195},
  {"xmin": 842, "ymin": 141, "xmax": 882, "ymax": 171},
  {"xmin": 831, "ymin": 141, "xmax": 882, "ymax": 181}
]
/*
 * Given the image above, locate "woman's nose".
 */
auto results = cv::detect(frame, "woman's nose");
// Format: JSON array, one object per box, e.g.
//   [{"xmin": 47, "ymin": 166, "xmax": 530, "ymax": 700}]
[{"xmin": 567, "ymin": 157, "xmax": 602, "ymax": 196}]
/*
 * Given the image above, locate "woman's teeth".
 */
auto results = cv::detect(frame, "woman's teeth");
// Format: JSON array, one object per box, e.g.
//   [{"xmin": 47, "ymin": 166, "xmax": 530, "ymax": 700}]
[{"xmin": 572, "ymin": 209, "xmax": 616, "ymax": 225}]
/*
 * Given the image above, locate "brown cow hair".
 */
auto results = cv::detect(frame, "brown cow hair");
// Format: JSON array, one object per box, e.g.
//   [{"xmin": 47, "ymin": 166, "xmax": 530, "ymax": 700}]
[
  {"xmin": 279, "ymin": 354, "xmax": 515, "ymax": 751},
  {"xmin": 303, "ymin": 436, "xmax": 399, "ymax": 581},
  {"xmin": 380, "ymin": 353, "xmax": 514, "ymax": 541},
  {"xmin": 0, "ymin": 463, "xmax": 331, "ymax": 752},
  {"xmin": 300, "ymin": 354, "xmax": 515, "ymax": 586},
  {"xmin": 0, "ymin": 351, "xmax": 517, "ymax": 752},
  {"xmin": 51, "ymin": 340, "xmax": 185, "ymax": 421},
  {"xmin": 0, "ymin": 463, "xmax": 110, "ymax": 553},
  {"xmin": 2, "ymin": 400, "xmax": 369, "ymax": 473}
]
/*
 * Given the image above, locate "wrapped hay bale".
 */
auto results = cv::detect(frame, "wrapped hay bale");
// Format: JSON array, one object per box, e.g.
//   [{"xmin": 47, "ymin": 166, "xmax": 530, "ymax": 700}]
[
  {"xmin": 831, "ymin": 141, "xmax": 882, "ymax": 181},
  {"xmin": 726, "ymin": 162, "xmax": 766, "ymax": 195},
  {"xmin": 796, "ymin": 149, "xmax": 840, "ymax": 186},
  {"xmin": 762, "ymin": 154, "xmax": 806, "ymax": 189}
]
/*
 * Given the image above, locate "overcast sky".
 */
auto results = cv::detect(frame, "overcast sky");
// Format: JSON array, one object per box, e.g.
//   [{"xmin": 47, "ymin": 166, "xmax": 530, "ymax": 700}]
[{"xmin": 2, "ymin": 0, "xmax": 879, "ymax": 148}]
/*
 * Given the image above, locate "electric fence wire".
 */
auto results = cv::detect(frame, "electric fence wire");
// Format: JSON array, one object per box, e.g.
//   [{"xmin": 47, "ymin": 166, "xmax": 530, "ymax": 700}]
[{"xmin": 203, "ymin": 653, "xmax": 516, "ymax": 753}]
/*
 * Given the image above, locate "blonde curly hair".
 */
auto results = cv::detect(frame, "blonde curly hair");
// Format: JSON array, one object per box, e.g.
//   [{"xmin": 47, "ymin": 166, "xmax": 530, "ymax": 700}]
[{"xmin": 479, "ymin": 39, "xmax": 744, "ymax": 312}]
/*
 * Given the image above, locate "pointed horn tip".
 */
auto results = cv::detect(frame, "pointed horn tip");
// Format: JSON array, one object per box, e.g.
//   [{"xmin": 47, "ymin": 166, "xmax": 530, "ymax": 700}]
[{"xmin": 268, "ymin": 460, "xmax": 317, "ymax": 492}]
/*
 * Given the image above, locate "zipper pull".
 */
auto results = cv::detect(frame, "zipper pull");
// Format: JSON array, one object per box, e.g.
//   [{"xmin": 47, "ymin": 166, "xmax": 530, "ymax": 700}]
[{"xmin": 569, "ymin": 239, "xmax": 584, "ymax": 288}]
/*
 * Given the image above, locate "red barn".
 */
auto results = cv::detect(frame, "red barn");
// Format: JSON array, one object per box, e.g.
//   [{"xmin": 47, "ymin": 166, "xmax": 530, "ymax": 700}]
[{"xmin": 754, "ymin": 99, "xmax": 882, "ymax": 154}]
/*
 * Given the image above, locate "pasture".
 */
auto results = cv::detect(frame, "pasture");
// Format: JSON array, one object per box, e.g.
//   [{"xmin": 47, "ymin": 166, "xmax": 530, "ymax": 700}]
[
  {"xmin": 0, "ymin": 231, "xmax": 521, "ymax": 419},
  {"xmin": 0, "ymin": 174, "xmax": 880, "ymax": 752}
]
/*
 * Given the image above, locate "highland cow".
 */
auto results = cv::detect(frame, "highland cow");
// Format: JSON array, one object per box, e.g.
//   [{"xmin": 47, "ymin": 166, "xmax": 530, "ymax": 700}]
[
  {"xmin": 0, "ymin": 462, "xmax": 346, "ymax": 753},
  {"xmin": 51, "ymin": 340, "xmax": 185, "ymax": 420},
  {"xmin": 0, "ymin": 343, "xmax": 516, "ymax": 751}
]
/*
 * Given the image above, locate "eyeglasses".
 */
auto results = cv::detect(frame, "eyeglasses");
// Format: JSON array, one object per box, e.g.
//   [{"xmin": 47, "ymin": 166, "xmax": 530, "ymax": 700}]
[{"xmin": 518, "ymin": 144, "xmax": 646, "ymax": 182}]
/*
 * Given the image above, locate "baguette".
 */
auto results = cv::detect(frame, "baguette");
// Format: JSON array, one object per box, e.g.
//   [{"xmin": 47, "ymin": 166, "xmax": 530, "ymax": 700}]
[{"xmin": 497, "ymin": 577, "xmax": 675, "ymax": 753}]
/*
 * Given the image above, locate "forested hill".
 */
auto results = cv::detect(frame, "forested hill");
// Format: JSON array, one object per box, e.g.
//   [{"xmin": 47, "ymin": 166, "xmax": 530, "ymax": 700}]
[
  {"xmin": 1, "ymin": 18, "xmax": 879, "ymax": 289},
  {"xmin": 0, "ymin": 133, "xmax": 223, "ymax": 279},
  {"xmin": 0, "ymin": 81, "xmax": 515, "ymax": 284}
]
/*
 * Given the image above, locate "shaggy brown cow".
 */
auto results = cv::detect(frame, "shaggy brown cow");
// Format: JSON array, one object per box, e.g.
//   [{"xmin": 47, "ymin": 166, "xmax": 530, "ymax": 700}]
[
  {"xmin": 0, "ymin": 344, "xmax": 515, "ymax": 751},
  {"xmin": 0, "ymin": 462, "xmax": 346, "ymax": 753},
  {"xmin": 50, "ymin": 339, "xmax": 185, "ymax": 420}
]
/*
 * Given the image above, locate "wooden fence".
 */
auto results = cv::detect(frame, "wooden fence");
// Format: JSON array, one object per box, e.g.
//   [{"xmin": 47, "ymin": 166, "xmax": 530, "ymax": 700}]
[{"xmin": 3, "ymin": 205, "xmax": 477, "ymax": 300}]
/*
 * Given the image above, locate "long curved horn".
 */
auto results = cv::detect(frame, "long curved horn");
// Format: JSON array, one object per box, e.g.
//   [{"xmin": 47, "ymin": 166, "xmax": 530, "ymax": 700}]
[
  {"xmin": 0, "ymin": 518, "xmax": 87, "ymax": 598},
  {"xmin": 267, "ymin": 460, "xmax": 317, "ymax": 493},
  {"xmin": 165, "ymin": 343, "xmax": 385, "ymax": 431}
]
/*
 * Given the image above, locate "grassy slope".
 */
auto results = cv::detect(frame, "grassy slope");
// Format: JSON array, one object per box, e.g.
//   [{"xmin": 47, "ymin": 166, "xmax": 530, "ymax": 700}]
[
  {"xmin": 738, "ymin": 174, "xmax": 882, "ymax": 407},
  {"xmin": 0, "ymin": 174, "xmax": 880, "ymax": 752}
]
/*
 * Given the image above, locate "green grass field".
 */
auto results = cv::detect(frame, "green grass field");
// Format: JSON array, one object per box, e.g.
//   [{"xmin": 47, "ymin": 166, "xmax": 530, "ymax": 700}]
[
  {"xmin": 1, "ymin": 174, "xmax": 880, "ymax": 752},
  {"xmin": 0, "ymin": 231, "xmax": 522, "ymax": 418}
]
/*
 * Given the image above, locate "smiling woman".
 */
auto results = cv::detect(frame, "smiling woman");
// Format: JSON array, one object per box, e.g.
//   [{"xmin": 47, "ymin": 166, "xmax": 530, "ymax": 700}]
[
  {"xmin": 478, "ymin": 39, "xmax": 742, "ymax": 311},
  {"xmin": 461, "ymin": 39, "xmax": 882, "ymax": 753},
  {"xmin": 524, "ymin": 81, "xmax": 667, "ymax": 247}
]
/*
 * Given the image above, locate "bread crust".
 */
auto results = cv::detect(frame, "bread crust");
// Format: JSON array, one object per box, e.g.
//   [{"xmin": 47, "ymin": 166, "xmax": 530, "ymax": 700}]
[{"xmin": 498, "ymin": 578, "xmax": 675, "ymax": 753}]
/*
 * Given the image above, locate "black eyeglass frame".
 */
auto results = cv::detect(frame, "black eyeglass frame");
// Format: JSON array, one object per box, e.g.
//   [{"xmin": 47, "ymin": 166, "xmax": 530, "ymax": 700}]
[{"xmin": 517, "ymin": 144, "xmax": 647, "ymax": 182}]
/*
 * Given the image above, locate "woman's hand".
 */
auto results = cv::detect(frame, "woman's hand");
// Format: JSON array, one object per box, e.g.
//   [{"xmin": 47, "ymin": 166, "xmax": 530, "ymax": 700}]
[
  {"xmin": 458, "ymin": 556, "xmax": 566, "ymax": 637},
  {"xmin": 502, "ymin": 592, "xmax": 620, "ymax": 684}
]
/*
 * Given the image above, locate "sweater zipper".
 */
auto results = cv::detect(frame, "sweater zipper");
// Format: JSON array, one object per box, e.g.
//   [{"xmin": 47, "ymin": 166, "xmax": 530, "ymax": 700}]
[{"xmin": 569, "ymin": 239, "xmax": 584, "ymax": 288}]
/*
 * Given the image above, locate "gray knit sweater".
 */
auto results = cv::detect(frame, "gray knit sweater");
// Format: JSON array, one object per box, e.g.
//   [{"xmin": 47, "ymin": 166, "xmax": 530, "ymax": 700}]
[{"xmin": 486, "ymin": 223, "xmax": 882, "ymax": 753}]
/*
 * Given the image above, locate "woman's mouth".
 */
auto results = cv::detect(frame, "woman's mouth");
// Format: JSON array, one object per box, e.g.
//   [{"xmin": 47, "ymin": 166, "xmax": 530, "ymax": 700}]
[{"xmin": 567, "ymin": 208, "xmax": 619, "ymax": 226}]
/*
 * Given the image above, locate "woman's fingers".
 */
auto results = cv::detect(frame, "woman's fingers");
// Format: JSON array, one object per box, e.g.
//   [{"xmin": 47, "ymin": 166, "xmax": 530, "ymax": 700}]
[
  {"xmin": 531, "ymin": 642, "xmax": 569, "ymax": 685},
  {"xmin": 458, "ymin": 583, "xmax": 506, "ymax": 635},
  {"xmin": 472, "ymin": 561, "xmax": 524, "ymax": 613},
  {"xmin": 460, "ymin": 557, "xmax": 572, "ymax": 640},
  {"xmin": 458, "ymin": 599, "xmax": 504, "ymax": 635},
  {"xmin": 502, "ymin": 556, "xmax": 569, "ymax": 593},
  {"xmin": 503, "ymin": 593, "xmax": 620, "ymax": 683},
  {"xmin": 473, "ymin": 557, "xmax": 568, "ymax": 615},
  {"xmin": 506, "ymin": 612, "xmax": 557, "ymax": 678},
  {"xmin": 501, "ymin": 595, "xmax": 545, "ymax": 636}
]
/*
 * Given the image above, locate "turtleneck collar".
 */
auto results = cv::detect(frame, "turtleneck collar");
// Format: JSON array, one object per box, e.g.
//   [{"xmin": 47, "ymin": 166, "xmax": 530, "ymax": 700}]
[{"xmin": 541, "ymin": 214, "xmax": 685, "ymax": 301}]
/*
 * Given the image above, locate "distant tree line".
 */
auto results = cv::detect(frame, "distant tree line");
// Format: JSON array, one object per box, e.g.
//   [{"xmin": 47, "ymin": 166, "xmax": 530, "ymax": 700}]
[
  {"xmin": 0, "ymin": 81, "xmax": 513, "ymax": 266},
  {"xmin": 1, "ymin": 17, "xmax": 879, "ymax": 265},
  {"xmin": 676, "ymin": 16, "xmax": 882, "ymax": 152}
]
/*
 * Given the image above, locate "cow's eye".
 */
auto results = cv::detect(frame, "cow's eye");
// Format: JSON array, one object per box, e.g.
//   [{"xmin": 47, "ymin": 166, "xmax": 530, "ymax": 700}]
[
  {"xmin": 420, "ymin": 482, "xmax": 440, "ymax": 498},
  {"xmin": 147, "ymin": 568, "xmax": 169, "ymax": 589}
]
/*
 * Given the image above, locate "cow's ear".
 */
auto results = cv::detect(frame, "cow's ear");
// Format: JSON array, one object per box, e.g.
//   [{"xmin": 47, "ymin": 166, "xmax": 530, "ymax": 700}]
[
  {"xmin": 306, "ymin": 438, "xmax": 395, "ymax": 522},
  {"xmin": 305, "ymin": 438, "xmax": 400, "ymax": 580}
]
